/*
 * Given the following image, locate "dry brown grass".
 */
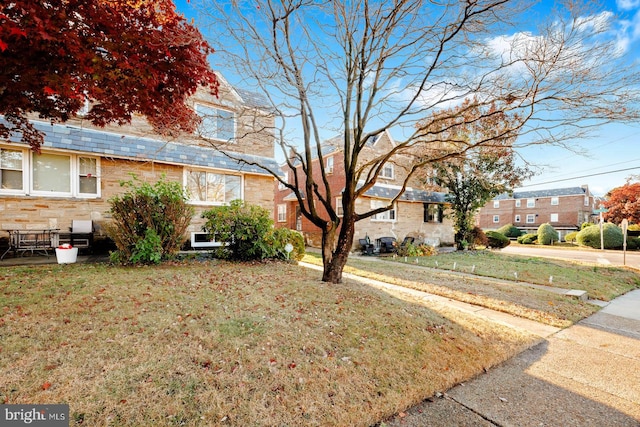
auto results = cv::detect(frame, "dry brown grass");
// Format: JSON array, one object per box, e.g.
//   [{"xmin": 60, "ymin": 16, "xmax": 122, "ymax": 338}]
[
  {"xmin": 302, "ymin": 254, "xmax": 601, "ymax": 328},
  {"xmin": 0, "ymin": 261, "xmax": 537, "ymax": 426}
]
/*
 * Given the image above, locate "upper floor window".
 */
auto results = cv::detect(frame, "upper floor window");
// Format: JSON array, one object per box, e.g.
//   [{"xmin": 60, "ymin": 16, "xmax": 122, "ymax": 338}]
[
  {"xmin": 186, "ymin": 170, "xmax": 241, "ymax": 204},
  {"xmin": 515, "ymin": 215, "xmax": 521, "ymax": 223},
  {"xmin": 277, "ymin": 204, "xmax": 287, "ymax": 222},
  {"xmin": 493, "ymin": 215, "xmax": 500, "ymax": 223},
  {"xmin": 550, "ymin": 213, "xmax": 558, "ymax": 222},
  {"xmin": 278, "ymin": 171, "xmax": 288, "ymax": 190},
  {"xmin": 526, "ymin": 214, "xmax": 536, "ymax": 223},
  {"xmin": 515, "ymin": 199, "xmax": 521, "ymax": 207},
  {"xmin": 196, "ymin": 104, "xmax": 235, "ymax": 142},
  {"xmin": 551, "ymin": 197, "xmax": 559, "ymax": 206},
  {"xmin": 325, "ymin": 156, "xmax": 334, "ymax": 174},
  {"xmin": 371, "ymin": 199, "xmax": 396, "ymax": 222},
  {"xmin": 0, "ymin": 146, "xmax": 100, "ymax": 198},
  {"xmin": 336, "ymin": 197, "xmax": 344, "ymax": 217},
  {"xmin": 527, "ymin": 198, "xmax": 535, "ymax": 208},
  {"xmin": 378, "ymin": 163, "xmax": 394, "ymax": 179},
  {"xmin": 584, "ymin": 197, "xmax": 590, "ymax": 206},
  {"xmin": 493, "ymin": 200, "xmax": 500, "ymax": 208}
]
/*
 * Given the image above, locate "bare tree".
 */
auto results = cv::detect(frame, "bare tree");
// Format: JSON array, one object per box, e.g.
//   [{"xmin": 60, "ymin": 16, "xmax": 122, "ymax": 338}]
[{"xmin": 195, "ymin": 0, "xmax": 640, "ymax": 283}]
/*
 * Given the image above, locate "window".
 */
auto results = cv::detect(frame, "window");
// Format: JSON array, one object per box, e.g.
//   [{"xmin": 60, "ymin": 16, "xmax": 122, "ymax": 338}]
[
  {"xmin": 325, "ymin": 156, "xmax": 334, "ymax": 174},
  {"xmin": 371, "ymin": 199, "xmax": 396, "ymax": 221},
  {"xmin": 424, "ymin": 203, "xmax": 443, "ymax": 223},
  {"xmin": 551, "ymin": 197, "xmax": 559, "ymax": 206},
  {"xmin": 0, "ymin": 148, "xmax": 24, "ymax": 191},
  {"xmin": 278, "ymin": 171, "xmax": 288, "ymax": 190},
  {"xmin": 584, "ymin": 197, "xmax": 590, "ymax": 206},
  {"xmin": 1, "ymin": 146, "xmax": 99, "ymax": 198},
  {"xmin": 526, "ymin": 214, "xmax": 535, "ymax": 223},
  {"xmin": 186, "ymin": 170, "xmax": 241, "ymax": 204},
  {"xmin": 515, "ymin": 199, "xmax": 521, "ymax": 207},
  {"xmin": 550, "ymin": 213, "xmax": 558, "ymax": 222},
  {"xmin": 277, "ymin": 204, "xmax": 287, "ymax": 222},
  {"xmin": 378, "ymin": 164, "xmax": 394, "ymax": 179},
  {"xmin": 336, "ymin": 197, "xmax": 343, "ymax": 217},
  {"xmin": 515, "ymin": 215, "xmax": 521, "ymax": 223},
  {"xmin": 527, "ymin": 198, "xmax": 535, "ymax": 208},
  {"xmin": 493, "ymin": 200, "xmax": 500, "ymax": 208},
  {"xmin": 493, "ymin": 215, "xmax": 500, "ymax": 223},
  {"xmin": 196, "ymin": 104, "xmax": 235, "ymax": 142}
]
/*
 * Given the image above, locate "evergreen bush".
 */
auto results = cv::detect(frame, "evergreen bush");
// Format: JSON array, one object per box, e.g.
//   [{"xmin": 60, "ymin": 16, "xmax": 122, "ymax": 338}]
[
  {"xmin": 517, "ymin": 233, "xmax": 538, "ymax": 244},
  {"xmin": 537, "ymin": 223, "xmax": 559, "ymax": 245},
  {"xmin": 265, "ymin": 228, "xmax": 306, "ymax": 261},
  {"xmin": 564, "ymin": 231, "xmax": 579, "ymax": 243},
  {"xmin": 485, "ymin": 231, "xmax": 510, "ymax": 248},
  {"xmin": 576, "ymin": 223, "xmax": 624, "ymax": 249},
  {"xmin": 496, "ymin": 224, "xmax": 522, "ymax": 238}
]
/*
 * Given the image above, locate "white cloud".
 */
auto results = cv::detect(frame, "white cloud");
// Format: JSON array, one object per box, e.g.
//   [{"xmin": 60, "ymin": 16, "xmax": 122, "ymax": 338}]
[{"xmin": 617, "ymin": 0, "xmax": 640, "ymax": 11}]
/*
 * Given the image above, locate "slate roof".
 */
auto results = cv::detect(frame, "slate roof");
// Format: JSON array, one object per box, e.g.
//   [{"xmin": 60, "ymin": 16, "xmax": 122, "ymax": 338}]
[
  {"xmin": 494, "ymin": 186, "xmax": 587, "ymax": 200},
  {"xmin": 235, "ymin": 88, "xmax": 271, "ymax": 110},
  {"xmin": 7, "ymin": 121, "xmax": 280, "ymax": 176},
  {"xmin": 363, "ymin": 185, "xmax": 448, "ymax": 203}
]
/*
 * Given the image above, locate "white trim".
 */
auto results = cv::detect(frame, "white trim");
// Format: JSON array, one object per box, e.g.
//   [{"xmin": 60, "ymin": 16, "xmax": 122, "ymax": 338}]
[{"xmin": 184, "ymin": 168, "xmax": 244, "ymax": 206}]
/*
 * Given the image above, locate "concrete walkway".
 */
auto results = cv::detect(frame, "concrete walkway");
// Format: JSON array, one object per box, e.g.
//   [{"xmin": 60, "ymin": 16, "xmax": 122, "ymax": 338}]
[{"xmin": 300, "ymin": 262, "xmax": 640, "ymax": 426}]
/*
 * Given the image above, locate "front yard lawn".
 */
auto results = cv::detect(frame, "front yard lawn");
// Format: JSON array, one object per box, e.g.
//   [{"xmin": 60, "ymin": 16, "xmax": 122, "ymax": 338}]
[{"xmin": 0, "ymin": 261, "xmax": 536, "ymax": 426}]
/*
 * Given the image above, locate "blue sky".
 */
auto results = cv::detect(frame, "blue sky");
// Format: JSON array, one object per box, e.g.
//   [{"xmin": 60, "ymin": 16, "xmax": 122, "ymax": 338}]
[{"xmin": 175, "ymin": 0, "xmax": 640, "ymax": 196}]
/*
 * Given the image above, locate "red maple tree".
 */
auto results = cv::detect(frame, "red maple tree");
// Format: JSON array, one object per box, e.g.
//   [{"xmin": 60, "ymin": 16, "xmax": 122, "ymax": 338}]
[
  {"xmin": 603, "ymin": 181, "xmax": 640, "ymax": 225},
  {"xmin": 0, "ymin": 0, "xmax": 218, "ymax": 150}
]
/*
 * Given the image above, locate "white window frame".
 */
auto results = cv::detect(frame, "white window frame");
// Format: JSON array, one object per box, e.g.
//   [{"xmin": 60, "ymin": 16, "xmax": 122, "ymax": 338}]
[
  {"xmin": 584, "ymin": 197, "xmax": 590, "ymax": 206},
  {"xmin": 526, "ymin": 214, "xmax": 536, "ymax": 224},
  {"xmin": 527, "ymin": 198, "xmax": 535, "ymax": 208},
  {"xmin": 195, "ymin": 103, "xmax": 236, "ymax": 142},
  {"xmin": 550, "ymin": 213, "xmax": 559, "ymax": 223},
  {"xmin": 550, "ymin": 197, "xmax": 559, "ymax": 206},
  {"xmin": 277, "ymin": 204, "xmax": 287, "ymax": 222},
  {"xmin": 325, "ymin": 156, "xmax": 334, "ymax": 174},
  {"xmin": 336, "ymin": 196, "xmax": 343, "ymax": 217},
  {"xmin": 493, "ymin": 215, "xmax": 500, "ymax": 223},
  {"xmin": 0, "ymin": 146, "xmax": 100, "ymax": 198},
  {"xmin": 493, "ymin": 200, "xmax": 500, "ymax": 208},
  {"xmin": 515, "ymin": 214, "xmax": 521, "ymax": 223},
  {"xmin": 378, "ymin": 164, "xmax": 394, "ymax": 179},
  {"xmin": 371, "ymin": 199, "xmax": 396, "ymax": 222},
  {"xmin": 0, "ymin": 147, "xmax": 26, "ymax": 194},
  {"xmin": 185, "ymin": 169, "xmax": 243, "ymax": 205},
  {"xmin": 515, "ymin": 199, "xmax": 521, "ymax": 207}
]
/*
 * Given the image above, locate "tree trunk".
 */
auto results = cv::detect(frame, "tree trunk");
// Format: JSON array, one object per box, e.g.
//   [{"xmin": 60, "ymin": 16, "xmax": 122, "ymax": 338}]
[{"xmin": 321, "ymin": 219, "xmax": 355, "ymax": 284}]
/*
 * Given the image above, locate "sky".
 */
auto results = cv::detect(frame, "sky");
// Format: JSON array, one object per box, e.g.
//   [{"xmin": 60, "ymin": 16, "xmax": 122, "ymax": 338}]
[{"xmin": 175, "ymin": 0, "xmax": 640, "ymax": 197}]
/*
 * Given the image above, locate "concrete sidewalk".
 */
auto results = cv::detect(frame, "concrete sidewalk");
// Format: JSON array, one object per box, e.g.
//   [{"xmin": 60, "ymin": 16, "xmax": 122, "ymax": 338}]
[{"xmin": 380, "ymin": 289, "xmax": 640, "ymax": 426}]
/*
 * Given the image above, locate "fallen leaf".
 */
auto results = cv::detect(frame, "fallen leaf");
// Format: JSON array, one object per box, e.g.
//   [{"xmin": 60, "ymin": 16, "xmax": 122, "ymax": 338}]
[{"xmin": 41, "ymin": 382, "xmax": 52, "ymax": 390}]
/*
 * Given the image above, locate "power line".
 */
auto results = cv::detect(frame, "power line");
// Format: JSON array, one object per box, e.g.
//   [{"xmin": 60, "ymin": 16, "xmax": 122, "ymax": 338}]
[{"xmin": 520, "ymin": 166, "xmax": 640, "ymax": 188}]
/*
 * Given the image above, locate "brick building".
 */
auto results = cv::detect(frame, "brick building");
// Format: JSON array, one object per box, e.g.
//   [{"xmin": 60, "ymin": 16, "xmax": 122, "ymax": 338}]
[
  {"xmin": 477, "ymin": 185, "xmax": 597, "ymax": 240},
  {"xmin": 274, "ymin": 130, "xmax": 454, "ymax": 249},
  {"xmin": 0, "ymin": 77, "xmax": 278, "ymax": 251}
]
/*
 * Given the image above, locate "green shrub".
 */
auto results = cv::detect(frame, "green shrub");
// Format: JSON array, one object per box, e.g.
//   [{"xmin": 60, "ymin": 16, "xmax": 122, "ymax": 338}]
[
  {"xmin": 626, "ymin": 236, "xmax": 640, "ymax": 250},
  {"xmin": 517, "ymin": 233, "xmax": 538, "ymax": 244},
  {"xmin": 564, "ymin": 231, "xmax": 579, "ymax": 243},
  {"xmin": 581, "ymin": 222, "xmax": 596, "ymax": 230},
  {"xmin": 265, "ymin": 228, "xmax": 306, "ymax": 261},
  {"xmin": 485, "ymin": 231, "xmax": 510, "ymax": 249},
  {"xmin": 537, "ymin": 223, "xmax": 559, "ymax": 245},
  {"xmin": 107, "ymin": 175, "xmax": 193, "ymax": 265},
  {"xmin": 202, "ymin": 200, "xmax": 274, "ymax": 261},
  {"xmin": 496, "ymin": 224, "xmax": 522, "ymax": 238},
  {"xmin": 576, "ymin": 223, "xmax": 624, "ymax": 249}
]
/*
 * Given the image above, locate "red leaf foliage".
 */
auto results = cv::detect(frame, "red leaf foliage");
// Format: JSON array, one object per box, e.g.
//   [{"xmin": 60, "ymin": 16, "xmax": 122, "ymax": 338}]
[
  {"xmin": 603, "ymin": 182, "xmax": 640, "ymax": 225},
  {"xmin": 0, "ymin": 0, "xmax": 218, "ymax": 150}
]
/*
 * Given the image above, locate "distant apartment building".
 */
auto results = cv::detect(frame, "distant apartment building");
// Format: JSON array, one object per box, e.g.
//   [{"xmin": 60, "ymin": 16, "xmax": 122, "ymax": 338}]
[{"xmin": 477, "ymin": 186, "xmax": 597, "ymax": 240}]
